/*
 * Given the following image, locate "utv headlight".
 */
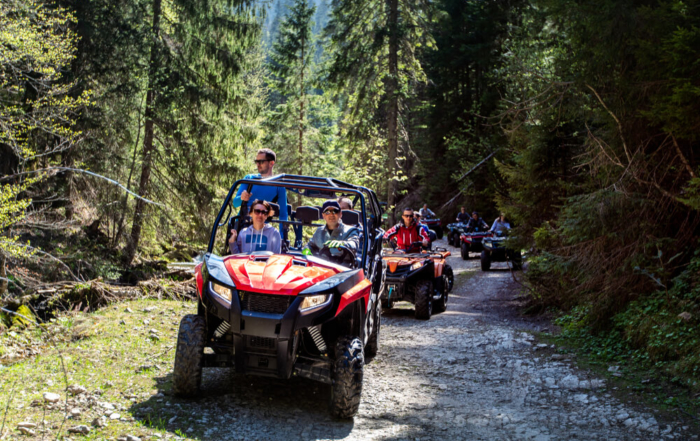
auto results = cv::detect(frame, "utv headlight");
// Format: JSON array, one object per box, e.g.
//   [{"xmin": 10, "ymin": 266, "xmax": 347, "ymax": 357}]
[
  {"xmin": 300, "ymin": 294, "xmax": 329, "ymax": 311},
  {"xmin": 211, "ymin": 282, "xmax": 233, "ymax": 302},
  {"xmin": 411, "ymin": 262, "xmax": 423, "ymax": 270}
]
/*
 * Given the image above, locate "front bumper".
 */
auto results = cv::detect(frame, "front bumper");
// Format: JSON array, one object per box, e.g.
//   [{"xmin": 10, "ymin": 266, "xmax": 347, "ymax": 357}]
[
  {"xmin": 483, "ymin": 244, "xmax": 521, "ymax": 262},
  {"xmin": 462, "ymin": 239, "xmax": 485, "ymax": 252},
  {"xmin": 381, "ymin": 264, "xmax": 430, "ymax": 304},
  {"xmin": 202, "ymin": 284, "xmax": 336, "ymax": 379}
]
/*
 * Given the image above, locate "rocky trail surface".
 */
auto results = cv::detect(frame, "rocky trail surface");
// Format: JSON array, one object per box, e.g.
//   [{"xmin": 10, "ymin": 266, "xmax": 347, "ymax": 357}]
[{"xmin": 147, "ymin": 239, "xmax": 695, "ymax": 440}]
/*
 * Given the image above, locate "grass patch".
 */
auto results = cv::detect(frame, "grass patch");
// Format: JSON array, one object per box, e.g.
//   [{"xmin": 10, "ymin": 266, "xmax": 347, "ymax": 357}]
[
  {"xmin": 539, "ymin": 307, "xmax": 700, "ymax": 425},
  {"xmin": 0, "ymin": 299, "xmax": 206, "ymax": 440}
]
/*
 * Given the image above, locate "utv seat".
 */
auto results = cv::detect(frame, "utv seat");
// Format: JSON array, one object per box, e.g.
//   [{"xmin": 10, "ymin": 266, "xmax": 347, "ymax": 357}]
[
  {"xmin": 267, "ymin": 202, "xmax": 280, "ymax": 219},
  {"xmin": 295, "ymin": 206, "xmax": 320, "ymax": 225},
  {"xmin": 341, "ymin": 210, "xmax": 361, "ymax": 226}
]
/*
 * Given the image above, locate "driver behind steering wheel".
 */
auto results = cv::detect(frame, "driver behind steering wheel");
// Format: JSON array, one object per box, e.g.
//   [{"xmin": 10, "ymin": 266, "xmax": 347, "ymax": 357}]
[{"xmin": 306, "ymin": 200, "xmax": 360, "ymax": 265}]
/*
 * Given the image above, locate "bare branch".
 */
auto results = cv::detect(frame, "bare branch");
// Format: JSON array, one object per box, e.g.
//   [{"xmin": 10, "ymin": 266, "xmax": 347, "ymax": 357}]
[
  {"xmin": 671, "ymin": 133, "xmax": 695, "ymax": 178},
  {"xmin": 1, "ymin": 167, "xmax": 164, "ymax": 207},
  {"xmin": 586, "ymin": 84, "xmax": 632, "ymax": 164},
  {"xmin": 0, "ymin": 241, "xmax": 81, "ymax": 281}
]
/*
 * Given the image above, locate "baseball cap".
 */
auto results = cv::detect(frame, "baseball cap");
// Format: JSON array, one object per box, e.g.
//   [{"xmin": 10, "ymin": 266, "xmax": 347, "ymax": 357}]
[{"xmin": 322, "ymin": 200, "xmax": 341, "ymax": 213}]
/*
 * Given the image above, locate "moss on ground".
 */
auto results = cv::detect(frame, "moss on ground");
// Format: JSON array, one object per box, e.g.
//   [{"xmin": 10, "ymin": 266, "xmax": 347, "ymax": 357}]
[{"xmin": 0, "ymin": 299, "xmax": 203, "ymax": 440}]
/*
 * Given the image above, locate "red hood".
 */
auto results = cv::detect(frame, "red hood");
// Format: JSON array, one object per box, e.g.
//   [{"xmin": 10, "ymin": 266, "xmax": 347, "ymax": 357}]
[{"xmin": 224, "ymin": 255, "xmax": 340, "ymax": 295}]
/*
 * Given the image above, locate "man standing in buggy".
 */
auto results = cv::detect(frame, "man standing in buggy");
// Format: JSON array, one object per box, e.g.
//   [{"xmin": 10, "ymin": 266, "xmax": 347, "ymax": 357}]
[
  {"xmin": 233, "ymin": 148, "xmax": 288, "ymax": 234},
  {"xmin": 384, "ymin": 208, "xmax": 430, "ymax": 251}
]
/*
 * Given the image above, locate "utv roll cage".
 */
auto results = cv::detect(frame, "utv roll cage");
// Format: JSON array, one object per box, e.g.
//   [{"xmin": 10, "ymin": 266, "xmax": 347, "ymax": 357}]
[{"xmin": 208, "ymin": 174, "xmax": 384, "ymax": 271}]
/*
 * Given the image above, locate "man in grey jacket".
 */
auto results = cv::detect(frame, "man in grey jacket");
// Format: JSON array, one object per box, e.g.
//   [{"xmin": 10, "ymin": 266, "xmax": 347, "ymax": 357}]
[{"xmin": 307, "ymin": 200, "xmax": 360, "ymax": 263}]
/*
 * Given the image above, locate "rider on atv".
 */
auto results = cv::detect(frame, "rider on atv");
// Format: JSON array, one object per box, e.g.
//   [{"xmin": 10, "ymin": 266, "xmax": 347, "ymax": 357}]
[
  {"xmin": 456, "ymin": 206, "xmax": 470, "ymax": 224},
  {"xmin": 414, "ymin": 212, "xmax": 436, "ymax": 249},
  {"xmin": 466, "ymin": 211, "xmax": 489, "ymax": 232},
  {"xmin": 383, "ymin": 208, "xmax": 430, "ymax": 251},
  {"xmin": 490, "ymin": 212, "xmax": 511, "ymax": 234},
  {"xmin": 307, "ymin": 200, "xmax": 360, "ymax": 264},
  {"xmin": 419, "ymin": 204, "xmax": 436, "ymax": 219}
]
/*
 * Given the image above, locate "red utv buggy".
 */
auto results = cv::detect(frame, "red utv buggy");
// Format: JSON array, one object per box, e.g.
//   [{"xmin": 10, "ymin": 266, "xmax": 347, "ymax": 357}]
[{"xmin": 172, "ymin": 175, "xmax": 385, "ymax": 419}]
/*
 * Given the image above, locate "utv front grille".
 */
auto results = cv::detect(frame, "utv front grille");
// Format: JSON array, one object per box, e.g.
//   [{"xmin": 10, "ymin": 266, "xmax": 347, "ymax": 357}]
[
  {"xmin": 247, "ymin": 335, "xmax": 276, "ymax": 350},
  {"xmin": 239, "ymin": 291, "xmax": 293, "ymax": 314}
]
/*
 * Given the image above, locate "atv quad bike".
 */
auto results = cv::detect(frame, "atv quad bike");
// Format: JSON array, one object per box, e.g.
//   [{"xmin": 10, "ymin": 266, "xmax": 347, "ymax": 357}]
[
  {"xmin": 421, "ymin": 215, "xmax": 443, "ymax": 239},
  {"xmin": 459, "ymin": 228, "xmax": 493, "ymax": 260},
  {"xmin": 445, "ymin": 222, "xmax": 468, "ymax": 247},
  {"xmin": 380, "ymin": 242, "xmax": 454, "ymax": 320},
  {"xmin": 481, "ymin": 232, "xmax": 522, "ymax": 271},
  {"xmin": 173, "ymin": 175, "xmax": 385, "ymax": 419}
]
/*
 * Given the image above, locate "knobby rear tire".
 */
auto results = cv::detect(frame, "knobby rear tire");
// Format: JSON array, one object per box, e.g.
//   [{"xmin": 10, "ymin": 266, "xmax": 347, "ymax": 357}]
[
  {"xmin": 365, "ymin": 306, "xmax": 380, "ymax": 360},
  {"xmin": 461, "ymin": 242, "xmax": 470, "ymax": 260},
  {"xmin": 330, "ymin": 336, "xmax": 364, "ymax": 419},
  {"xmin": 444, "ymin": 264, "xmax": 454, "ymax": 293},
  {"xmin": 481, "ymin": 250, "xmax": 491, "ymax": 271},
  {"xmin": 434, "ymin": 275, "xmax": 448, "ymax": 313}
]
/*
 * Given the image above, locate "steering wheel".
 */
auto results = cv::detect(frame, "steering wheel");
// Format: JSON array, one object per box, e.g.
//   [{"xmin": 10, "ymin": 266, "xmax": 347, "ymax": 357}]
[{"xmin": 309, "ymin": 242, "xmax": 357, "ymax": 267}]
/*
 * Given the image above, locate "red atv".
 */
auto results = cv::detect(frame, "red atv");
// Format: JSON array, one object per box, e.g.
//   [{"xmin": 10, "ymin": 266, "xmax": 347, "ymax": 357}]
[
  {"xmin": 459, "ymin": 228, "xmax": 493, "ymax": 260},
  {"xmin": 173, "ymin": 175, "xmax": 385, "ymax": 419},
  {"xmin": 421, "ymin": 216, "xmax": 443, "ymax": 239}
]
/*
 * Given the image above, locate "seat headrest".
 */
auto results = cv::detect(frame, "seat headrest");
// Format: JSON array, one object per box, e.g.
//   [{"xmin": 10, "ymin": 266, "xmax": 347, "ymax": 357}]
[
  {"xmin": 341, "ymin": 210, "xmax": 361, "ymax": 226},
  {"xmin": 267, "ymin": 202, "xmax": 280, "ymax": 218},
  {"xmin": 295, "ymin": 206, "xmax": 320, "ymax": 224}
]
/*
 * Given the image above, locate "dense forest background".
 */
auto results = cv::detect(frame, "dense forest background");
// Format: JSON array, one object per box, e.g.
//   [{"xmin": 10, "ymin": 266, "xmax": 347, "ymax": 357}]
[{"xmin": 2, "ymin": 0, "xmax": 699, "ymax": 389}]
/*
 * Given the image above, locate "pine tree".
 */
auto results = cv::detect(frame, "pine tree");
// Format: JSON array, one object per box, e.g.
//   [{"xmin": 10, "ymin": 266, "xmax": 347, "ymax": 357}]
[
  {"xmin": 125, "ymin": 0, "xmax": 260, "ymax": 264},
  {"xmin": 325, "ymin": 0, "xmax": 433, "ymax": 222},
  {"xmin": 265, "ymin": 0, "xmax": 340, "ymax": 183},
  {"xmin": 270, "ymin": 0, "xmax": 315, "ymax": 176}
]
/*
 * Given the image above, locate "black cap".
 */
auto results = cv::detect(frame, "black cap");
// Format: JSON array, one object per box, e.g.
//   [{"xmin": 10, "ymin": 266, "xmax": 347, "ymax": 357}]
[{"xmin": 322, "ymin": 200, "xmax": 341, "ymax": 212}]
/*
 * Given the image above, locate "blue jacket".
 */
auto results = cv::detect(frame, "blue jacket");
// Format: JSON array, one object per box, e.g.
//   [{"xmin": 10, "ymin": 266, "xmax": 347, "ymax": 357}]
[{"xmin": 233, "ymin": 173, "xmax": 288, "ymax": 235}]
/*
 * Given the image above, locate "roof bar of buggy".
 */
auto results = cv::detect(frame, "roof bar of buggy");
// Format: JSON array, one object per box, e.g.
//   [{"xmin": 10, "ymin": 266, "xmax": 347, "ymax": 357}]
[
  {"xmin": 226, "ymin": 174, "xmax": 383, "ymax": 216},
  {"xmin": 208, "ymin": 175, "xmax": 381, "ymax": 266}
]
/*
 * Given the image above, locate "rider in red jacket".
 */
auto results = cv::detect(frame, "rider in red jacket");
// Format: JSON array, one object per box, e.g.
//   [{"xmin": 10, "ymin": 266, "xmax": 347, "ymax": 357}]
[{"xmin": 383, "ymin": 208, "xmax": 430, "ymax": 250}]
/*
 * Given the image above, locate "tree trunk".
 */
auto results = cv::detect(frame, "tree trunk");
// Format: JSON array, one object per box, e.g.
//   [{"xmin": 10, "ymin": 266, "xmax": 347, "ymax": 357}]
[
  {"xmin": 299, "ymin": 32, "xmax": 305, "ymax": 176},
  {"xmin": 126, "ymin": 0, "xmax": 161, "ymax": 265},
  {"xmin": 386, "ymin": 0, "xmax": 399, "ymax": 225},
  {"xmin": 113, "ymin": 99, "xmax": 144, "ymax": 248},
  {"xmin": 297, "ymin": 31, "xmax": 306, "ymax": 206},
  {"xmin": 0, "ymin": 254, "xmax": 7, "ymax": 296}
]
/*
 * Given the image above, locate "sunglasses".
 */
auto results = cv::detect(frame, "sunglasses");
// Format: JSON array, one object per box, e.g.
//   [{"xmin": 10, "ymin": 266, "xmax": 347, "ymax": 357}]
[
  {"xmin": 323, "ymin": 209, "xmax": 340, "ymax": 215},
  {"xmin": 402, "ymin": 214, "xmax": 413, "ymax": 218},
  {"xmin": 253, "ymin": 209, "xmax": 269, "ymax": 215},
  {"xmin": 254, "ymin": 159, "xmax": 269, "ymax": 164}
]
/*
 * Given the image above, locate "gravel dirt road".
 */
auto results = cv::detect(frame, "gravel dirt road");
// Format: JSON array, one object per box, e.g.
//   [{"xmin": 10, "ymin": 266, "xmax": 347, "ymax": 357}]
[{"xmin": 150, "ymin": 239, "xmax": 696, "ymax": 440}]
